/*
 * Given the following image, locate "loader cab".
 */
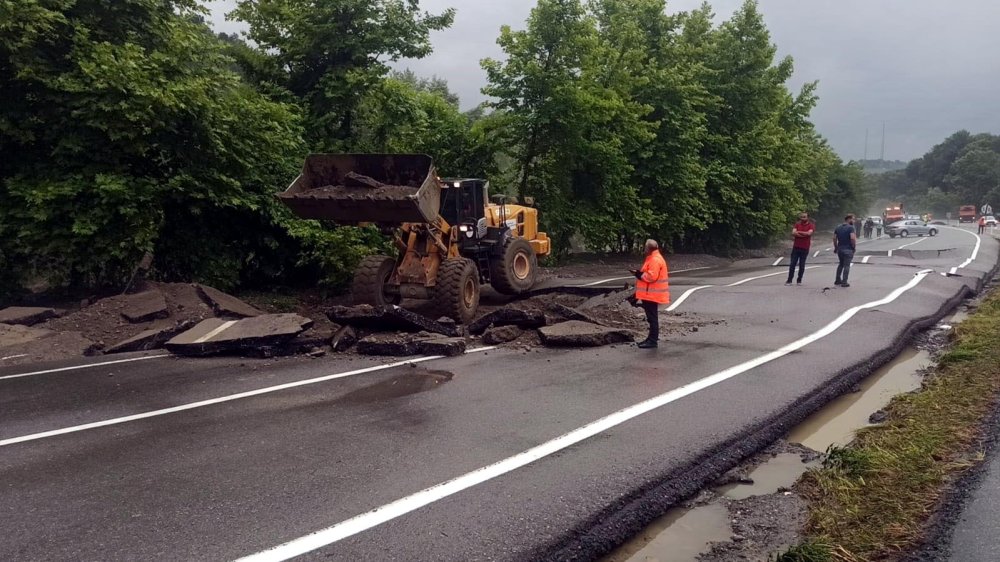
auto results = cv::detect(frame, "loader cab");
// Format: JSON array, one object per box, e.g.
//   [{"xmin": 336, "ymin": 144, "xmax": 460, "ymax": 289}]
[{"xmin": 439, "ymin": 178, "xmax": 487, "ymax": 227}]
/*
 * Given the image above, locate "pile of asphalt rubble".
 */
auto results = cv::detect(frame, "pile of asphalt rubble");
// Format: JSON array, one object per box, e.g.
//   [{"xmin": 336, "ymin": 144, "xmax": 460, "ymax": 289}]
[{"xmin": 0, "ymin": 283, "xmax": 652, "ymax": 362}]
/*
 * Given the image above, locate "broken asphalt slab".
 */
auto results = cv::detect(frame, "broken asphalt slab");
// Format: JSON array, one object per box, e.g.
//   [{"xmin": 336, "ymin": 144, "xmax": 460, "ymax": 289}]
[
  {"xmin": 416, "ymin": 337, "xmax": 466, "ymax": 357},
  {"xmin": 468, "ymin": 308, "xmax": 547, "ymax": 335},
  {"xmin": 328, "ymin": 305, "xmax": 461, "ymax": 337},
  {"xmin": 196, "ymin": 285, "xmax": 264, "ymax": 318},
  {"xmin": 330, "ymin": 326, "xmax": 359, "ymax": 352},
  {"xmin": 547, "ymin": 302, "xmax": 605, "ymax": 326},
  {"xmin": 104, "ymin": 321, "xmax": 197, "ymax": 354},
  {"xmin": 165, "ymin": 314, "xmax": 313, "ymax": 357},
  {"xmin": 0, "ymin": 307, "xmax": 60, "ymax": 326},
  {"xmin": 120, "ymin": 290, "xmax": 169, "ymax": 323},
  {"xmin": 356, "ymin": 334, "xmax": 423, "ymax": 356},
  {"xmin": 538, "ymin": 320, "xmax": 636, "ymax": 347}
]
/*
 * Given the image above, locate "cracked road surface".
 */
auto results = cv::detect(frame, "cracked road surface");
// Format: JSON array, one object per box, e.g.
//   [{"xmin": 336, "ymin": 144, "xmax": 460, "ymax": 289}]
[{"xmin": 1, "ymin": 226, "xmax": 996, "ymax": 562}]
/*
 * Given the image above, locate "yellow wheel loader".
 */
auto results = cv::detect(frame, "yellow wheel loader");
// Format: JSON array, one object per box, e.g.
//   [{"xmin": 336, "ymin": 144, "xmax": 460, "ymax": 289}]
[{"xmin": 278, "ymin": 154, "xmax": 551, "ymax": 323}]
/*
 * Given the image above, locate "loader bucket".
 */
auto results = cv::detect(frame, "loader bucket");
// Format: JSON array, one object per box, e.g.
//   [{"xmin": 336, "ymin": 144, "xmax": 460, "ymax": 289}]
[{"xmin": 278, "ymin": 154, "xmax": 441, "ymax": 225}]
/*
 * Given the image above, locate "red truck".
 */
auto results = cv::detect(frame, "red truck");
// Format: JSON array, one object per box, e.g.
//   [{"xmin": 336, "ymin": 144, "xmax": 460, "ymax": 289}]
[
  {"xmin": 959, "ymin": 205, "xmax": 977, "ymax": 223},
  {"xmin": 883, "ymin": 203, "xmax": 905, "ymax": 225}
]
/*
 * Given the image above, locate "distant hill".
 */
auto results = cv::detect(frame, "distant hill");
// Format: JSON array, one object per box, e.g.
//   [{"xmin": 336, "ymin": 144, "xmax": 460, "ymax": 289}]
[{"xmin": 859, "ymin": 159, "xmax": 908, "ymax": 174}]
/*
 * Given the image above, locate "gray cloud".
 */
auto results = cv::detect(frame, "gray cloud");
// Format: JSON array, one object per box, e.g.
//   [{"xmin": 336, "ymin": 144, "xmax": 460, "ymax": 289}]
[{"xmin": 207, "ymin": 0, "xmax": 1000, "ymax": 161}]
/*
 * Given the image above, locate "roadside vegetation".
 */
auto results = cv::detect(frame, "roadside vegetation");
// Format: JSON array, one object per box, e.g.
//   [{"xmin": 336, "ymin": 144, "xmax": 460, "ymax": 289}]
[
  {"xmin": 786, "ymin": 287, "xmax": 1000, "ymax": 561},
  {"xmin": 1, "ymin": 0, "xmax": 872, "ymax": 300}
]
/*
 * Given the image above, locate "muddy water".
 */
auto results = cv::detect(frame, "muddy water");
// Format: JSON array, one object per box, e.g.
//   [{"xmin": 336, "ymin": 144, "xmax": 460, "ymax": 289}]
[
  {"xmin": 787, "ymin": 348, "xmax": 929, "ymax": 452},
  {"xmin": 604, "ymin": 503, "xmax": 732, "ymax": 562},
  {"xmin": 717, "ymin": 453, "xmax": 818, "ymax": 500}
]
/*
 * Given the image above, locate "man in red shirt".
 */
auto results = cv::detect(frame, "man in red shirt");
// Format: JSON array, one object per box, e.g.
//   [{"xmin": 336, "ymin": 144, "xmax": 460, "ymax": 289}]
[{"xmin": 786, "ymin": 212, "xmax": 815, "ymax": 286}]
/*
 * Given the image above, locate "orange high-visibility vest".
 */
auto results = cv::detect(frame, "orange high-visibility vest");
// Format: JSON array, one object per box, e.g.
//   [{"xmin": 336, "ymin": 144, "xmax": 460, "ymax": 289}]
[{"xmin": 636, "ymin": 250, "xmax": 670, "ymax": 304}]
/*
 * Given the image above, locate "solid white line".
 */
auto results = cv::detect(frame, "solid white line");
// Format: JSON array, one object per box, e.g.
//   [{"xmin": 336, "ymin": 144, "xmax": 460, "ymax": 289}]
[
  {"xmin": 1, "ymin": 354, "xmax": 28, "ymax": 361},
  {"xmin": 0, "ymin": 354, "xmax": 170, "ymax": 382},
  {"xmin": 946, "ymin": 226, "xmax": 982, "ymax": 272},
  {"xmin": 726, "ymin": 266, "xmax": 820, "ymax": 287},
  {"xmin": 0, "ymin": 347, "xmax": 498, "ymax": 448},
  {"xmin": 862, "ymin": 256, "xmax": 871, "ymax": 264},
  {"xmin": 235, "ymin": 270, "xmax": 935, "ymax": 562},
  {"xmin": 772, "ymin": 258, "xmax": 783, "ymax": 266},
  {"xmin": 896, "ymin": 237, "xmax": 927, "ymax": 250},
  {"xmin": 666, "ymin": 286, "xmax": 712, "ymax": 312},
  {"xmin": 575, "ymin": 267, "xmax": 710, "ymax": 287},
  {"xmin": 193, "ymin": 320, "xmax": 237, "ymax": 344},
  {"xmin": 813, "ymin": 251, "xmax": 820, "ymax": 258}
]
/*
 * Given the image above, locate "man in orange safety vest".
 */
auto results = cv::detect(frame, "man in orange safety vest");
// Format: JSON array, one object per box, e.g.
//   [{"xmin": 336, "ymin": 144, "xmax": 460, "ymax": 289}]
[{"xmin": 630, "ymin": 239, "xmax": 670, "ymax": 349}]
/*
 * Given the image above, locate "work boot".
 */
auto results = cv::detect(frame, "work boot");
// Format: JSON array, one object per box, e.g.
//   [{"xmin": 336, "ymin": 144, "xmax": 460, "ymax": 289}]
[{"xmin": 637, "ymin": 340, "xmax": 658, "ymax": 349}]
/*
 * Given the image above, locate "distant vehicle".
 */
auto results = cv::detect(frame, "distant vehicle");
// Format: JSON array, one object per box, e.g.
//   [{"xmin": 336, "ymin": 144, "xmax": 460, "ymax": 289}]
[
  {"xmin": 929, "ymin": 220, "xmax": 948, "ymax": 225},
  {"xmin": 905, "ymin": 214, "xmax": 922, "ymax": 221},
  {"xmin": 985, "ymin": 216, "xmax": 998, "ymax": 227},
  {"xmin": 886, "ymin": 220, "xmax": 938, "ymax": 238},
  {"xmin": 883, "ymin": 203, "xmax": 905, "ymax": 224},
  {"xmin": 960, "ymin": 205, "xmax": 977, "ymax": 223}
]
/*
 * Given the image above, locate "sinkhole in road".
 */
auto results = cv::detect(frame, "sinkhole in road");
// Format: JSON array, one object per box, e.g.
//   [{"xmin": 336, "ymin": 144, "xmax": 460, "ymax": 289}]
[{"xmin": 604, "ymin": 343, "xmax": 940, "ymax": 562}]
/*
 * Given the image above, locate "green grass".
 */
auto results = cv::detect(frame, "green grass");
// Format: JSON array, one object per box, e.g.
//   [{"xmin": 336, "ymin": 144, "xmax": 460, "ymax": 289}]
[{"xmin": 793, "ymin": 289, "xmax": 1000, "ymax": 561}]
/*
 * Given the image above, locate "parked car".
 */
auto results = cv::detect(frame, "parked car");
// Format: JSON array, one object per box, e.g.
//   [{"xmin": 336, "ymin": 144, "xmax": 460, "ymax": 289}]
[
  {"xmin": 985, "ymin": 216, "xmax": 998, "ymax": 227},
  {"xmin": 886, "ymin": 220, "xmax": 938, "ymax": 238}
]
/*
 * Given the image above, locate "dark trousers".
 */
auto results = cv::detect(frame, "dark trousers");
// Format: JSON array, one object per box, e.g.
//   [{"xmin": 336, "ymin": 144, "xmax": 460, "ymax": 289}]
[
  {"xmin": 979, "ymin": 225, "xmax": 986, "ymax": 234},
  {"xmin": 642, "ymin": 300, "xmax": 659, "ymax": 342},
  {"xmin": 787, "ymin": 247, "xmax": 809, "ymax": 283},
  {"xmin": 836, "ymin": 250, "xmax": 854, "ymax": 283}
]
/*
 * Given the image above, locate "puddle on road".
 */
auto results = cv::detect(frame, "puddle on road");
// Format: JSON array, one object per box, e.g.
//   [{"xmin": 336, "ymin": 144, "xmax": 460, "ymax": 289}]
[
  {"xmin": 338, "ymin": 369, "xmax": 453, "ymax": 403},
  {"xmin": 717, "ymin": 453, "xmax": 818, "ymax": 500},
  {"xmin": 604, "ymin": 503, "xmax": 732, "ymax": 562},
  {"xmin": 787, "ymin": 348, "xmax": 929, "ymax": 452}
]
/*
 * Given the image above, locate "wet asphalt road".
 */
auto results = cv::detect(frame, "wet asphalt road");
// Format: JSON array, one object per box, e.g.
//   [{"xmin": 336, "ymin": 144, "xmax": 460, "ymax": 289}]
[{"xmin": 1, "ymin": 226, "xmax": 997, "ymax": 562}]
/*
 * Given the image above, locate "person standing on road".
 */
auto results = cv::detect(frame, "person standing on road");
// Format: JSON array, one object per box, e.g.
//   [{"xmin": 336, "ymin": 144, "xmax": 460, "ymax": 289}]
[
  {"xmin": 876, "ymin": 221, "xmax": 883, "ymax": 238},
  {"xmin": 631, "ymin": 239, "xmax": 670, "ymax": 349},
  {"xmin": 834, "ymin": 214, "xmax": 857, "ymax": 288},
  {"xmin": 979, "ymin": 216, "xmax": 986, "ymax": 235},
  {"xmin": 786, "ymin": 212, "xmax": 814, "ymax": 286}
]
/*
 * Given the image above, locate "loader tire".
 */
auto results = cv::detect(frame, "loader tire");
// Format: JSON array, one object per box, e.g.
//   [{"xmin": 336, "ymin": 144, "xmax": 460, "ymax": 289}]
[
  {"xmin": 435, "ymin": 258, "xmax": 480, "ymax": 324},
  {"xmin": 490, "ymin": 237, "xmax": 537, "ymax": 296},
  {"xmin": 352, "ymin": 255, "xmax": 401, "ymax": 307}
]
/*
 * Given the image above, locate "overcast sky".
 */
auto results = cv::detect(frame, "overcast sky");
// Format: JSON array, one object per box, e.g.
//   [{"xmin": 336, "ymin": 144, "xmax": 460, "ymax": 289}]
[{"xmin": 207, "ymin": 0, "xmax": 1000, "ymax": 162}]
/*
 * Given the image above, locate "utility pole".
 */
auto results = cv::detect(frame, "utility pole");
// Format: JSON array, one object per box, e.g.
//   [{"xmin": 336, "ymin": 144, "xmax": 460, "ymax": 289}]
[
  {"xmin": 880, "ymin": 121, "xmax": 886, "ymax": 161},
  {"xmin": 864, "ymin": 129, "xmax": 869, "ymax": 162}
]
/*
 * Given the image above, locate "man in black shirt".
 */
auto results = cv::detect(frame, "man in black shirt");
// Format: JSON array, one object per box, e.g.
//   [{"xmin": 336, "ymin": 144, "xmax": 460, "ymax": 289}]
[{"xmin": 833, "ymin": 214, "xmax": 857, "ymax": 287}]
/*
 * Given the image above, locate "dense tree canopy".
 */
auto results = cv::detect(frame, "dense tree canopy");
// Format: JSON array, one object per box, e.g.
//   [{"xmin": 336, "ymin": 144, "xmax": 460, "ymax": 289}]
[{"xmin": 2, "ymin": 0, "xmax": 876, "ymax": 298}]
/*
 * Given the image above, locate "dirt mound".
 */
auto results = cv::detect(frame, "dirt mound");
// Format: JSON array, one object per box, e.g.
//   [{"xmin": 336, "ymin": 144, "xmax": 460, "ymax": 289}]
[{"xmin": 39, "ymin": 282, "xmax": 213, "ymax": 349}]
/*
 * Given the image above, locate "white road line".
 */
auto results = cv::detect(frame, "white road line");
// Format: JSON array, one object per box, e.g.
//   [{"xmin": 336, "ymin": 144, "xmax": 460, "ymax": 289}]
[
  {"xmin": 666, "ymin": 286, "xmax": 712, "ymax": 312},
  {"xmin": 772, "ymin": 258, "xmax": 783, "ymax": 266},
  {"xmin": 813, "ymin": 251, "xmax": 820, "ymax": 258},
  {"xmin": 0, "ymin": 354, "xmax": 170, "ymax": 382},
  {"xmin": 1, "ymin": 354, "xmax": 28, "ymax": 361},
  {"xmin": 235, "ymin": 270, "xmax": 936, "ymax": 562},
  {"xmin": 726, "ymin": 267, "xmax": 820, "ymax": 287},
  {"xmin": 895, "ymin": 237, "xmax": 927, "ymax": 250},
  {"xmin": 193, "ymin": 320, "xmax": 238, "ymax": 343},
  {"xmin": 862, "ymin": 256, "xmax": 871, "ymax": 264},
  {"xmin": 946, "ymin": 227, "xmax": 982, "ymax": 275},
  {"xmin": 888, "ymin": 250, "xmax": 893, "ymax": 257},
  {"xmin": 576, "ymin": 267, "xmax": 710, "ymax": 287},
  {"xmin": 0, "ymin": 347, "xmax": 497, "ymax": 448}
]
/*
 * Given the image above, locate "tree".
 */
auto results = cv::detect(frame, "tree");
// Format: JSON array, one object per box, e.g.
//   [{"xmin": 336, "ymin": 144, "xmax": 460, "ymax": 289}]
[
  {"xmin": 228, "ymin": 0, "xmax": 454, "ymax": 150},
  {"xmin": 0, "ymin": 0, "xmax": 310, "ymax": 290}
]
